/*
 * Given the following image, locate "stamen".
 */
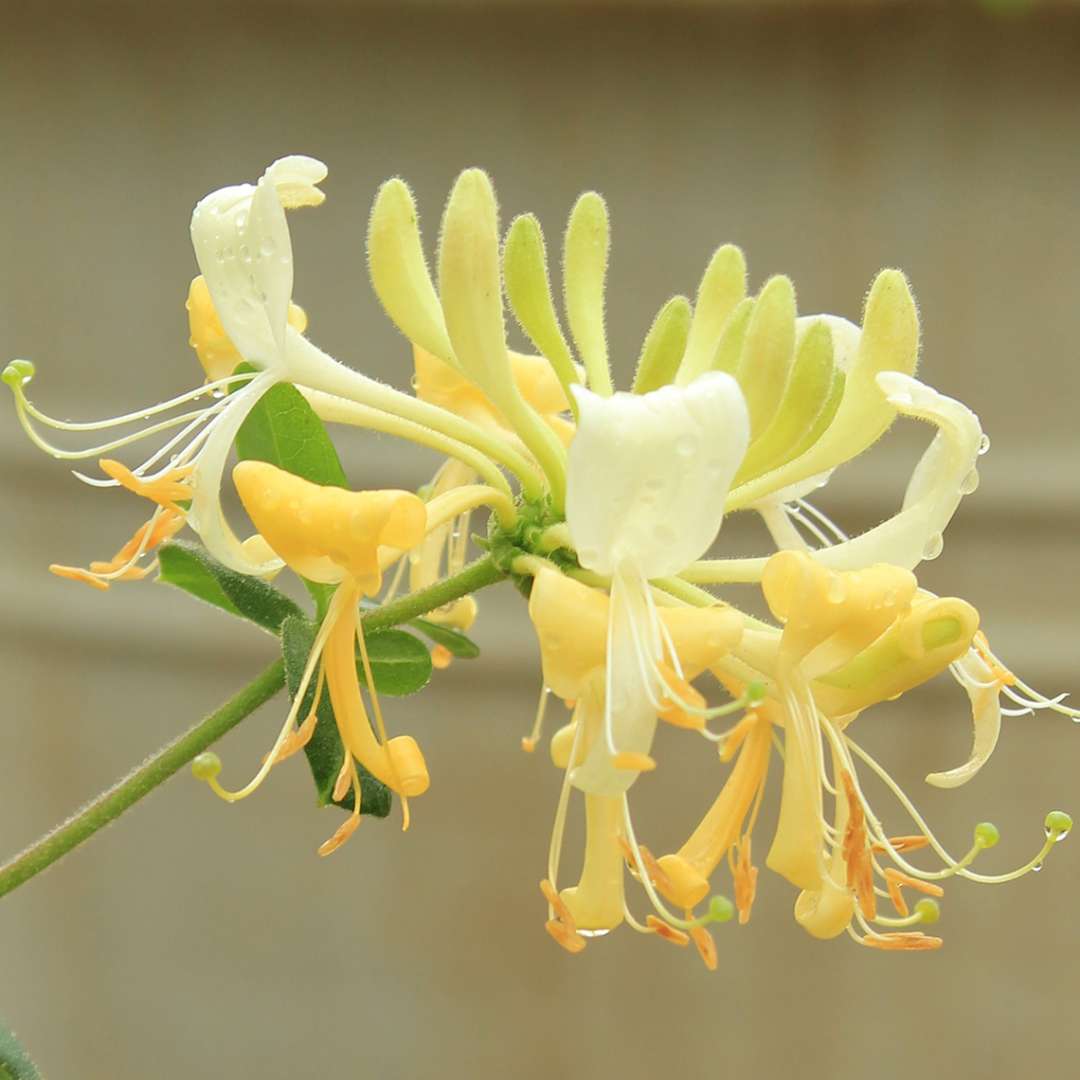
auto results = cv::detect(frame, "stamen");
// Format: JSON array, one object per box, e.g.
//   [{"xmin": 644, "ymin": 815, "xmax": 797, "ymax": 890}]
[
  {"xmin": 430, "ymin": 644, "xmax": 453, "ymax": 670},
  {"xmin": 332, "ymin": 759, "xmax": 353, "ymax": 802},
  {"xmin": 544, "ymin": 919, "xmax": 587, "ymax": 954},
  {"xmin": 318, "ymin": 812, "xmax": 361, "ymax": 858},
  {"xmin": 840, "ymin": 769, "xmax": 876, "ymax": 920},
  {"xmin": 646, "ymin": 915, "xmax": 690, "ymax": 947},
  {"xmin": 99, "ymin": 459, "xmax": 194, "ymax": 510},
  {"xmin": 883, "ymin": 869, "xmax": 944, "ymax": 917},
  {"xmin": 872, "ymin": 835, "xmax": 931, "ymax": 855},
  {"xmin": 690, "ymin": 925, "xmax": 718, "ymax": 971},
  {"xmin": 733, "ymin": 834, "xmax": 758, "ymax": 924},
  {"xmin": 49, "ymin": 565, "xmax": 111, "ymax": 591},
  {"xmin": 522, "ymin": 686, "xmax": 551, "ymax": 753},
  {"xmin": 860, "ymin": 931, "xmax": 943, "ymax": 952}
]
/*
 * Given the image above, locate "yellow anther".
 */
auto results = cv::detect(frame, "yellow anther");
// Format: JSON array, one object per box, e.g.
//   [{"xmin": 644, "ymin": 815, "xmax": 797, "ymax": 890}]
[
  {"xmin": 49, "ymin": 565, "xmax": 111, "ymax": 591},
  {"xmin": 332, "ymin": 759, "xmax": 353, "ymax": 802},
  {"xmin": 612, "ymin": 751, "xmax": 656, "ymax": 773},
  {"xmin": 840, "ymin": 770, "xmax": 876, "ymax": 921},
  {"xmin": 734, "ymin": 835, "xmax": 758, "ymax": 925},
  {"xmin": 544, "ymin": 919, "xmax": 587, "ymax": 954},
  {"xmin": 883, "ymin": 868, "xmax": 944, "ymax": 917},
  {"xmin": 99, "ymin": 459, "xmax": 193, "ymax": 511},
  {"xmin": 430, "ymin": 644, "xmax": 453, "ymax": 670},
  {"xmin": 690, "ymin": 925, "xmax": 718, "ymax": 971},
  {"xmin": 271, "ymin": 710, "xmax": 319, "ymax": 765},
  {"xmin": 233, "ymin": 460, "xmax": 426, "ymax": 591},
  {"xmin": 187, "ymin": 275, "xmax": 308, "ymax": 382},
  {"xmin": 317, "ymin": 813, "xmax": 361, "ymax": 858},
  {"xmin": 872, "ymin": 835, "xmax": 931, "ymax": 855},
  {"xmin": 646, "ymin": 915, "xmax": 690, "ymax": 947},
  {"xmin": 861, "ymin": 932, "xmax": 943, "ymax": 952}
]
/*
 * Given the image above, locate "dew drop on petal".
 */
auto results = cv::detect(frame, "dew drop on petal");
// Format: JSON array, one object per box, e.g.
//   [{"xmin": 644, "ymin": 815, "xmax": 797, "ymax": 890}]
[
  {"xmin": 960, "ymin": 468, "xmax": 980, "ymax": 495},
  {"xmin": 922, "ymin": 533, "xmax": 944, "ymax": 561},
  {"xmin": 978, "ymin": 434, "xmax": 991, "ymax": 456},
  {"xmin": 826, "ymin": 577, "xmax": 847, "ymax": 604},
  {"xmin": 1032, "ymin": 862, "xmax": 1043, "ymax": 873}
]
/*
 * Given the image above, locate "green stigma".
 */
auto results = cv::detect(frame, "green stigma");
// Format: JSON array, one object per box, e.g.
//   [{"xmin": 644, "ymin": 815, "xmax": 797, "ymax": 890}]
[
  {"xmin": 2, "ymin": 359, "xmax": 35, "ymax": 389},
  {"xmin": 974, "ymin": 821, "xmax": 1000, "ymax": 849},
  {"xmin": 192, "ymin": 751, "xmax": 223, "ymax": 781}
]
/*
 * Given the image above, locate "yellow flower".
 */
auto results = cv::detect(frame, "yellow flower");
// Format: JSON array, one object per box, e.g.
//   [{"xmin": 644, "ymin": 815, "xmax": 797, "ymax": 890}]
[{"xmin": 194, "ymin": 461, "xmax": 430, "ymax": 851}]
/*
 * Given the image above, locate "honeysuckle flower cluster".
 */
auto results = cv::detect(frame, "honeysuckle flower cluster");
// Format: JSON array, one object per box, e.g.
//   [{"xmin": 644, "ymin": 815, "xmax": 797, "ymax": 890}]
[{"xmin": 5, "ymin": 155, "xmax": 1076, "ymax": 966}]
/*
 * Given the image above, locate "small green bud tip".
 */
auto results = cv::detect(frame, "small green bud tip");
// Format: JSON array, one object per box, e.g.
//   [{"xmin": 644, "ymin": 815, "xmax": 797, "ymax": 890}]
[
  {"xmin": 1045, "ymin": 810, "xmax": 1073, "ymax": 840},
  {"xmin": 745, "ymin": 682, "xmax": 766, "ymax": 704},
  {"xmin": 707, "ymin": 895, "xmax": 735, "ymax": 924},
  {"xmin": 914, "ymin": 898, "xmax": 941, "ymax": 925},
  {"xmin": 2, "ymin": 359, "xmax": 35, "ymax": 388},
  {"xmin": 974, "ymin": 822, "xmax": 1000, "ymax": 849},
  {"xmin": 192, "ymin": 752, "xmax": 222, "ymax": 781}
]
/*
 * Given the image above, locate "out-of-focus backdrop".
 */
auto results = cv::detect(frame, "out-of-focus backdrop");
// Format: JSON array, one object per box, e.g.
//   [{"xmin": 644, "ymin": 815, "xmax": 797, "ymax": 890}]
[{"xmin": 2, "ymin": 2, "xmax": 1079, "ymax": 1077}]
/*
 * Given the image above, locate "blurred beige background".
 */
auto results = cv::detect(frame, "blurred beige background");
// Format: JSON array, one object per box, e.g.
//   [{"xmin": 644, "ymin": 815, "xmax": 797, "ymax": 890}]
[{"xmin": 2, "ymin": 1, "xmax": 1080, "ymax": 1077}]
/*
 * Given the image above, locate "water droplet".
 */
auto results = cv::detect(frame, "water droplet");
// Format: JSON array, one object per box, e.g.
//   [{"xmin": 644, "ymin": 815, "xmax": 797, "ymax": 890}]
[
  {"xmin": 826, "ymin": 577, "xmax": 847, "ymax": 604},
  {"xmin": 977, "ymin": 434, "xmax": 991, "ymax": 456},
  {"xmin": 239, "ymin": 244, "xmax": 252, "ymax": 263},
  {"xmin": 922, "ymin": 533, "xmax": 944, "ymax": 561},
  {"xmin": 210, "ymin": 387, "xmax": 226, "ymax": 400},
  {"xmin": 578, "ymin": 928, "xmax": 610, "ymax": 939},
  {"xmin": 236, "ymin": 212, "xmax": 247, "ymax": 230},
  {"xmin": 960, "ymin": 468, "xmax": 980, "ymax": 495},
  {"xmin": 676, "ymin": 435, "xmax": 697, "ymax": 458},
  {"xmin": 259, "ymin": 237, "xmax": 276, "ymax": 257},
  {"xmin": 1031, "ymin": 862, "xmax": 1043, "ymax": 873}
]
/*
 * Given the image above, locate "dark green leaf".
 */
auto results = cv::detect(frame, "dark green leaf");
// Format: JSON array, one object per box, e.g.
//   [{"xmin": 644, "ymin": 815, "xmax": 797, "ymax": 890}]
[
  {"xmin": 358, "ymin": 629, "xmax": 433, "ymax": 696},
  {"xmin": 0, "ymin": 1021, "xmax": 43, "ymax": 1080},
  {"xmin": 157, "ymin": 540, "xmax": 303, "ymax": 635},
  {"xmin": 281, "ymin": 615, "xmax": 391, "ymax": 817},
  {"xmin": 233, "ymin": 375, "xmax": 347, "ymax": 616},
  {"xmin": 410, "ymin": 617, "xmax": 481, "ymax": 659}
]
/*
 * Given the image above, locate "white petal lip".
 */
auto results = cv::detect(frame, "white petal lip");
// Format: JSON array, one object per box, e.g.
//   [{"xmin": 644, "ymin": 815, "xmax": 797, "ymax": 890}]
[
  {"xmin": 189, "ymin": 156, "xmax": 326, "ymax": 371},
  {"xmin": 187, "ymin": 374, "xmax": 285, "ymax": 576},
  {"xmin": 570, "ymin": 570, "xmax": 660, "ymax": 796},
  {"xmin": 925, "ymin": 650, "xmax": 1002, "ymax": 788},
  {"xmin": 566, "ymin": 372, "xmax": 750, "ymax": 579},
  {"xmin": 807, "ymin": 372, "xmax": 983, "ymax": 572}
]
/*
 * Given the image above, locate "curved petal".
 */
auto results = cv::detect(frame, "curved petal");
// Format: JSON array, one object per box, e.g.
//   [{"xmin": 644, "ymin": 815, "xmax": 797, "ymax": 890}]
[
  {"xmin": 807, "ymin": 373, "xmax": 983, "ymax": 572},
  {"xmin": 187, "ymin": 375, "xmax": 284, "ymax": 575},
  {"xmin": 567, "ymin": 373, "xmax": 749, "ymax": 578},
  {"xmin": 570, "ymin": 570, "xmax": 660, "ymax": 796},
  {"xmin": 925, "ymin": 650, "xmax": 1002, "ymax": 789},
  {"xmin": 190, "ymin": 157, "xmax": 325, "ymax": 371}
]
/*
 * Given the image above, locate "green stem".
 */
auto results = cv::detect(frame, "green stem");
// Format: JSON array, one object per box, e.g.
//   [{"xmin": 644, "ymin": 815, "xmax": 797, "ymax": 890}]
[
  {"xmin": 0, "ymin": 555, "xmax": 508, "ymax": 901},
  {"xmin": 0, "ymin": 659, "xmax": 286, "ymax": 901},
  {"xmin": 362, "ymin": 555, "xmax": 505, "ymax": 632}
]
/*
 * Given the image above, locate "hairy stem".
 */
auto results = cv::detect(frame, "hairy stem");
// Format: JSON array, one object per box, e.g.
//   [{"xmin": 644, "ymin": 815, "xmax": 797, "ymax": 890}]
[
  {"xmin": 0, "ymin": 659, "xmax": 286, "ymax": 900},
  {"xmin": 0, "ymin": 555, "xmax": 507, "ymax": 900}
]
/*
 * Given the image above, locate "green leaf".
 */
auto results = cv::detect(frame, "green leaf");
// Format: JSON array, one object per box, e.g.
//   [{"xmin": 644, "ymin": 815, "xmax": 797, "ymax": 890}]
[
  {"xmin": 233, "ymin": 373, "xmax": 347, "ymax": 616},
  {"xmin": 358, "ymin": 629, "xmax": 433, "ymax": 696},
  {"xmin": 157, "ymin": 540, "xmax": 304, "ymax": 634},
  {"xmin": 0, "ymin": 1021, "xmax": 43, "ymax": 1080},
  {"xmin": 410, "ymin": 617, "xmax": 481, "ymax": 659},
  {"xmin": 281, "ymin": 616, "xmax": 392, "ymax": 818}
]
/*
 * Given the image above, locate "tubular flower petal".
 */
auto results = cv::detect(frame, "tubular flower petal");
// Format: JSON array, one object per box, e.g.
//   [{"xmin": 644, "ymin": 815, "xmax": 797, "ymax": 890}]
[
  {"xmin": 206, "ymin": 460, "xmax": 433, "ymax": 840},
  {"xmin": 566, "ymin": 375, "xmax": 748, "ymax": 579}
]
